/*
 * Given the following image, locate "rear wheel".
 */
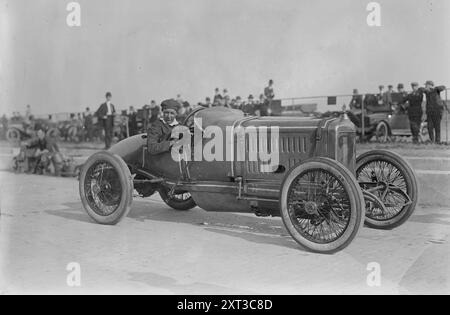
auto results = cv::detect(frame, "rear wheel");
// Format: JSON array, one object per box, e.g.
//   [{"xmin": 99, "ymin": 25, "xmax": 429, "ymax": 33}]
[
  {"xmin": 159, "ymin": 187, "xmax": 196, "ymax": 211},
  {"xmin": 279, "ymin": 157, "xmax": 365, "ymax": 254},
  {"xmin": 356, "ymin": 150, "xmax": 418, "ymax": 229},
  {"xmin": 79, "ymin": 151, "xmax": 133, "ymax": 224}
]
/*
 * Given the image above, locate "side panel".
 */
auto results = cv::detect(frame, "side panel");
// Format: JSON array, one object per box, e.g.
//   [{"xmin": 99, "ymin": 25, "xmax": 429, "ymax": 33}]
[{"xmin": 238, "ymin": 128, "xmax": 317, "ymax": 181}]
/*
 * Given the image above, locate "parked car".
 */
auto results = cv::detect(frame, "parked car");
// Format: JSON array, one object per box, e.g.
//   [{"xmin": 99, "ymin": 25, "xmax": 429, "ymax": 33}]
[
  {"xmin": 347, "ymin": 93, "xmax": 430, "ymax": 142},
  {"xmin": 79, "ymin": 107, "xmax": 418, "ymax": 254}
]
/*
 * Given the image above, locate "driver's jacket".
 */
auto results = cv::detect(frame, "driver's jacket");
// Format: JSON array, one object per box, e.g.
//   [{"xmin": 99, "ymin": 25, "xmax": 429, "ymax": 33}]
[{"xmin": 147, "ymin": 118, "xmax": 179, "ymax": 155}]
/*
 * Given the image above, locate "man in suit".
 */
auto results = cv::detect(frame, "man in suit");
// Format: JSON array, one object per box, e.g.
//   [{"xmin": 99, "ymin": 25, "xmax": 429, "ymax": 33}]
[
  {"xmin": 422, "ymin": 81, "xmax": 446, "ymax": 144},
  {"xmin": 96, "ymin": 92, "xmax": 116, "ymax": 149},
  {"xmin": 385, "ymin": 85, "xmax": 394, "ymax": 108},
  {"xmin": 404, "ymin": 82, "xmax": 424, "ymax": 144},
  {"xmin": 349, "ymin": 89, "xmax": 363, "ymax": 110},
  {"xmin": 264, "ymin": 79, "xmax": 275, "ymax": 100},
  {"xmin": 213, "ymin": 88, "xmax": 222, "ymax": 105},
  {"xmin": 127, "ymin": 106, "xmax": 138, "ymax": 136},
  {"xmin": 83, "ymin": 107, "xmax": 94, "ymax": 142},
  {"xmin": 147, "ymin": 99, "xmax": 180, "ymax": 155}
]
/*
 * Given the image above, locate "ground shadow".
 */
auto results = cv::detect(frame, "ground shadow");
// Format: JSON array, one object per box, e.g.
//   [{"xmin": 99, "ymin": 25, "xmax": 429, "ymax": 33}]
[
  {"xmin": 409, "ymin": 213, "xmax": 450, "ymax": 226},
  {"xmin": 44, "ymin": 199, "xmax": 305, "ymax": 252}
]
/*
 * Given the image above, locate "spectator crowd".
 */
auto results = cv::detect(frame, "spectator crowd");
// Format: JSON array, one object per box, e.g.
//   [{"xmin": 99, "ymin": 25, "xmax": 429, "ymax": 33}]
[{"xmin": 2, "ymin": 79, "xmax": 448, "ymax": 151}]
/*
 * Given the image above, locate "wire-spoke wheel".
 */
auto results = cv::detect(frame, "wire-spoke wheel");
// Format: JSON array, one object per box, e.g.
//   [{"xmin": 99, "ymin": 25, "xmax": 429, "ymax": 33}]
[
  {"xmin": 280, "ymin": 158, "xmax": 365, "ymax": 254},
  {"xmin": 357, "ymin": 150, "xmax": 418, "ymax": 229},
  {"xmin": 79, "ymin": 152, "xmax": 133, "ymax": 225},
  {"xmin": 159, "ymin": 187, "xmax": 196, "ymax": 211},
  {"xmin": 375, "ymin": 121, "xmax": 389, "ymax": 143}
]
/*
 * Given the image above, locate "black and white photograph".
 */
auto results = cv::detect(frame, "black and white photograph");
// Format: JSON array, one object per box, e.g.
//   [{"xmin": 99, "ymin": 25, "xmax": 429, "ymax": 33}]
[{"xmin": 0, "ymin": 0, "xmax": 449, "ymax": 298}]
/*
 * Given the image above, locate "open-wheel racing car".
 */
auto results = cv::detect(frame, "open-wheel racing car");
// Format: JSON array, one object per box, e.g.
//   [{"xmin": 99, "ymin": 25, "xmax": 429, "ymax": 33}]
[{"xmin": 79, "ymin": 107, "xmax": 418, "ymax": 254}]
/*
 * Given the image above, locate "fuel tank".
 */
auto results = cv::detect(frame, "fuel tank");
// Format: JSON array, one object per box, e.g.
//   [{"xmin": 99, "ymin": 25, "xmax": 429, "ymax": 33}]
[{"xmin": 108, "ymin": 134, "xmax": 146, "ymax": 168}]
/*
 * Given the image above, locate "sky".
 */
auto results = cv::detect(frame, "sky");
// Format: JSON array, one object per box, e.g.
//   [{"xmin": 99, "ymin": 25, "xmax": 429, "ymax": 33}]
[{"xmin": 0, "ymin": 0, "xmax": 449, "ymax": 116}]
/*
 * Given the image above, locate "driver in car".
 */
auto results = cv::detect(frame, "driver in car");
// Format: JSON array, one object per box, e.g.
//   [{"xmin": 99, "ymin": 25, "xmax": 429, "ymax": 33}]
[{"xmin": 147, "ymin": 99, "xmax": 180, "ymax": 155}]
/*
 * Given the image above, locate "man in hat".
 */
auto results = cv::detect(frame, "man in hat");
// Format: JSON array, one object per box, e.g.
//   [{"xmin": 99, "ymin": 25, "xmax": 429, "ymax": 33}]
[
  {"xmin": 204, "ymin": 97, "xmax": 212, "ymax": 108},
  {"xmin": 177, "ymin": 101, "xmax": 192, "ymax": 122},
  {"xmin": 1, "ymin": 114, "xmax": 8, "ymax": 140},
  {"xmin": 96, "ymin": 92, "xmax": 116, "ymax": 149},
  {"xmin": 242, "ymin": 95, "xmax": 255, "ymax": 115},
  {"xmin": 127, "ymin": 106, "xmax": 138, "ymax": 136},
  {"xmin": 349, "ymin": 89, "xmax": 363, "ymax": 110},
  {"xmin": 213, "ymin": 88, "xmax": 222, "ymax": 105},
  {"xmin": 264, "ymin": 80, "xmax": 275, "ymax": 101},
  {"xmin": 403, "ymin": 82, "xmax": 424, "ymax": 144},
  {"xmin": 149, "ymin": 100, "xmax": 161, "ymax": 124},
  {"xmin": 377, "ymin": 85, "xmax": 385, "ymax": 105},
  {"xmin": 223, "ymin": 89, "xmax": 229, "ymax": 99},
  {"xmin": 235, "ymin": 96, "xmax": 243, "ymax": 110},
  {"xmin": 385, "ymin": 85, "xmax": 394, "ymax": 108},
  {"xmin": 224, "ymin": 95, "xmax": 231, "ymax": 108},
  {"xmin": 395, "ymin": 83, "xmax": 408, "ymax": 109},
  {"xmin": 422, "ymin": 81, "xmax": 446, "ymax": 143},
  {"xmin": 83, "ymin": 107, "xmax": 94, "ymax": 142},
  {"xmin": 147, "ymin": 99, "xmax": 180, "ymax": 155}
]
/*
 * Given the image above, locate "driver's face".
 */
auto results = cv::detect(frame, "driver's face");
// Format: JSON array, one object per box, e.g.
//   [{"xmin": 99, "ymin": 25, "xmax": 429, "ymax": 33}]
[{"xmin": 163, "ymin": 110, "xmax": 176, "ymax": 124}]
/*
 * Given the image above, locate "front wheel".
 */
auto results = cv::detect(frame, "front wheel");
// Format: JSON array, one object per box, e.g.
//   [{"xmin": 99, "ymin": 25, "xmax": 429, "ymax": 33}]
[
  {"xmin": 356, "ymin": 149, "xmax": 418, "ymax": 229},
  {"xmin": 79, "ymin": 151, "xmax": 133, "ymax": 225},
  {"xmin": 279, "ymin": 157, "xmax": 365, "ymax": 254}
]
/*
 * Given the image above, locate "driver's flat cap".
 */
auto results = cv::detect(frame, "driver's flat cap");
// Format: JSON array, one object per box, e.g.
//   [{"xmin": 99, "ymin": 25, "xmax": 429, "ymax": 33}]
[{"xmin": 161, "ymin": 99, "xmax": 179, "ymax": 112}]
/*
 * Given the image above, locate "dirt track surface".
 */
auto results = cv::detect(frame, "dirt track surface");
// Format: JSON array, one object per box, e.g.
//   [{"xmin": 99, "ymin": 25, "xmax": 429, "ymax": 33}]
[{"xmin": 0, "ymin": 171, "xmax": 449, "ymax": 294}]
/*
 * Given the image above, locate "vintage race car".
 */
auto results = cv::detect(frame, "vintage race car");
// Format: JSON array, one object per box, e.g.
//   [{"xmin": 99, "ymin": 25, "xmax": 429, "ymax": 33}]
[{"xmin": 79, "ymin": 107, "xmax": 418, "ymax": 254}]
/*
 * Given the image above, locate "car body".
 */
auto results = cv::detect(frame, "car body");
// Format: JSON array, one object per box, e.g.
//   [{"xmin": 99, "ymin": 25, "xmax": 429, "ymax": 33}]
[{"xmin": 80, "ymin": 107, "xmax": 418, "ymax": 253}]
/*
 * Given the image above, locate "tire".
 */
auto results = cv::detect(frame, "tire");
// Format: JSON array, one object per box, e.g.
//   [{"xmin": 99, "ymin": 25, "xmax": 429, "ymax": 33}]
[
  {"xmin": 279, "ymin": 157, "xmax": 365, "ymax": 254},
  {"xmin": 6, "ymin": 128, "xmax": 20, "ymax": 144},
  {"xmin": 356, "ymin": 149, "xmax": 418, "ymax": 229},
  {"xmin": 79, "ymin": 151, "xmax": 133, "ymax": 225},
  {"xmin": 375, "ymin": 121, "xmax": 389, "ymax": 143},
  {"xmin": 159, "ymin": 187, "xmax": 196, "ymax": 211}
]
